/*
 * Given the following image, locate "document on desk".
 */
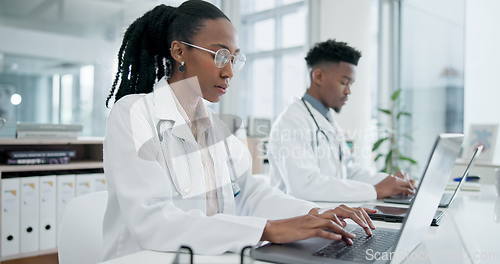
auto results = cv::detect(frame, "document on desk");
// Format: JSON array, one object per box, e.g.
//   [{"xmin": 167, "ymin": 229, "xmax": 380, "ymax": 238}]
[
  {"xmin": 100, "ymin": 250, "xmax": 249, "ymax": 264},
  {"xmin": 445, "ymin": 181, "xmax": 480, "ymax": 191}
]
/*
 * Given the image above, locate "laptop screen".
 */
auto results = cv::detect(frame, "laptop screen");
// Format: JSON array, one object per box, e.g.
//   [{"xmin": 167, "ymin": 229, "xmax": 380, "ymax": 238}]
[
  {"xmin": 447, "ymin": 145, "xmax": 483, "ymax": 205},
  {"xmin": 391, "ymin": 134, "xmax": 463, "ymax": 263}
]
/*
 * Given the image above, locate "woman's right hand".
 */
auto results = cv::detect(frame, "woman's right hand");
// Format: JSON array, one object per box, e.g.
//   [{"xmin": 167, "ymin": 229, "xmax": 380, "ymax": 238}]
[{"xmin": 260, "ymin": 207, "xmax": 373, "ymax": 245}]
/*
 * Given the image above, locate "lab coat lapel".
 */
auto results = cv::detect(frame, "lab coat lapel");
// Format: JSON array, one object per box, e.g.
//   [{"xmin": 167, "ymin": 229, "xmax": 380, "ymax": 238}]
[
  {"xmin": 152, "ymin": 78, "xmax": 206, "ymax": 199},
  {"xmin": 205, "ymin": 117, "xmax": 237, "ymax": 214},
  {"xmin": 301, "ymin": 100, "xmax": 345, "ymax": 178},
  {"xmin": 152, "ymin": 78, "xmax": 196, "ymax": 144},
  {"xmin": 326, "ymin": 111, "xmax": 346, "ymax": 143},
  {"xmin": 302, "ymin": 100, "xmax": 336, "ymax": 135}
]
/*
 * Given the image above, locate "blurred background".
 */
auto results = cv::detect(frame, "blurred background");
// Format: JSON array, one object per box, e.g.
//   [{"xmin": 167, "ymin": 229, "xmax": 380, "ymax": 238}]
[{"xmin": 0, "ymin": 0, "xmax": 499, "ymax": 175}]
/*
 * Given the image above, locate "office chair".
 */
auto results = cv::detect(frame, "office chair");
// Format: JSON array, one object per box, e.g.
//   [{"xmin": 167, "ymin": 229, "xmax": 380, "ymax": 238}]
[{"xmin": 57, "ymin": 191, "xmax": 107, "ymax": 264}]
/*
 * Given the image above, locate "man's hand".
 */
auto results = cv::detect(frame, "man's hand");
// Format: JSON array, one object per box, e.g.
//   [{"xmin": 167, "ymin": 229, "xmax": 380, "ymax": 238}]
[
  {"xmin": 394, "ymin": 171, "xmax": 416, "ymax": 187},
  {"xmin": 374, "ymin": 175, "xmax": 415, "ymax": 199}
]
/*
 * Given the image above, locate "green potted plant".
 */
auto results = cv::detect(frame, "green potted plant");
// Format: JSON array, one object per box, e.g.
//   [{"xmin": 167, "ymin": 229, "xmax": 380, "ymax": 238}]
[{"xmin": 372, "ymin": 89, "xmax": 417, "ymax": 174}]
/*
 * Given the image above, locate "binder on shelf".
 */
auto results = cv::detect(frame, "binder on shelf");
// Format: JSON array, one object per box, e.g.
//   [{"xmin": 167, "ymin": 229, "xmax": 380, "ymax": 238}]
[
  {"xmin": 57, "ymin": 175, "xmax": 76, "ymax": 231},
  {"xmin": 39, "ymin": 175, "xmax": 57, "ymax": 250},
  {"xmin": 20, "ymin": 176, "xmax": 40, "ymax": 253},
  {"xmin": 1, "ymin": 178, "xmax": 20, "ymax": 257},
  {"xmin": 76, "ymin": 174, "xmax": 94, "ymax": 196},
  {"xmin": 93, "ymin": 173, "xmax": 107, "ymax": 192}
]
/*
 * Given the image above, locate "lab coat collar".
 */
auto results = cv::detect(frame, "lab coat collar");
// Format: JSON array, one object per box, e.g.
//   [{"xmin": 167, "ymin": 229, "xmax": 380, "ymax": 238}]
[
  {"xmin": 301, "ymin": 99, "xmax": 347, "ymax": 147},
  {"xmin": 302, "ymin": 93, "xmax": 330, "ymax": 121},
  {"xmin": 152, "ymin": 77, "xmax": 213, "ymax": 143},
  {"xmin": 301, "ymin": 99, "xmax": 335, "ymax": 133}
]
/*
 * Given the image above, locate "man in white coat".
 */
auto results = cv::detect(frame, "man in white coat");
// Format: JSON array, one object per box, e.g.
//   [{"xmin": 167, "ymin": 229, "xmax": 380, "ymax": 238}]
[{"xmin": 268, "ymin": 39, "xmax": 415, "ymax": 202}]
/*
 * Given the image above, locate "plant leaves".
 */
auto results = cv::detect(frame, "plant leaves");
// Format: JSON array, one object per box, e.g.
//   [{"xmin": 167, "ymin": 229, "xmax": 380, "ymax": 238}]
[
  {"xmin": 374, "ymin": 153, "xmax": 384, "ymax": 162},
  {"xmin": 378, "ymin": 108, "xmax": 392, "ymax": 115},
  {"xmin": 385, "ymin": 149, "xmax": 393, "ymax": 167},
  {"xmin": 391, "ymin": 89, "xmax": 402, "ymax": 101},
  {"xmin": 372, "ymin": 137, "xmax": 389, "ymax": 151},
  {"xmin": 399, "ymin": 155, "xmax": 417, "ymax": 164},
  {"xmin": 397, "ymin": 111, "xmax": 412, "ymax": 119}
]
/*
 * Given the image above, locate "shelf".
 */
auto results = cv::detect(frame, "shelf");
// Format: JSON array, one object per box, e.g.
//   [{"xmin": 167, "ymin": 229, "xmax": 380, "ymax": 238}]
[
  {"xmin": 1, "ymin": 248, "xmax": 57, "ymax": 261},
  {"xmin": 0, "ymin": 161, "xmax": 103, "ymax": 172},
  {"xmin": 0, "ymin": 137, "xmax": 103, "ymax": 145}
]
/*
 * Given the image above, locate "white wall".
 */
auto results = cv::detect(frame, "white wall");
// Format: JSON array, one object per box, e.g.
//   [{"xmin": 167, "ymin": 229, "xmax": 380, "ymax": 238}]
[
  {"xmin": 465, "ymin": 0, "xmax": 500, "ymax": 164},
  {"xmin": 318, "ymin": 0, "xmax": 379, "ymax": 167}
]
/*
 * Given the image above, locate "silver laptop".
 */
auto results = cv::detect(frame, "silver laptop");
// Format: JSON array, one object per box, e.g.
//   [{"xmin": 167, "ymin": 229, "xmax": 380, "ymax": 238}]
[
  {"xmin": 384, "ymin": 144, "xmax": 483, "ymax": 208},
  {"xmin": 251, "ymin": 134, "xmax": 464, "ymax": 264}
]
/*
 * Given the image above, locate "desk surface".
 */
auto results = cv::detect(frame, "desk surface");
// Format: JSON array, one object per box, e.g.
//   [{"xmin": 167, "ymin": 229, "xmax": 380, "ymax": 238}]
[{"xmin": 101, "ymin": 185, "xmax": 500, "ymax": 264}]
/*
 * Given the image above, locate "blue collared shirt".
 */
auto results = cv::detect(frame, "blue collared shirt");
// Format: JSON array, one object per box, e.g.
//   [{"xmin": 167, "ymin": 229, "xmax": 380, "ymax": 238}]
[{"xmin": 302, "ymin": 93, "xmax": 330, "ymax": 121}]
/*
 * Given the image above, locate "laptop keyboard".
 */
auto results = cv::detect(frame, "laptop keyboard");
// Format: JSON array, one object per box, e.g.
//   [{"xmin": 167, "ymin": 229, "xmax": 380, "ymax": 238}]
[
  {"xmin": 313, "ymin": 228, "xmax": 399, "ymax": 263},
  {"xmin": 391, "ymin": 194, "xmax": 414, "ymax": 201}
]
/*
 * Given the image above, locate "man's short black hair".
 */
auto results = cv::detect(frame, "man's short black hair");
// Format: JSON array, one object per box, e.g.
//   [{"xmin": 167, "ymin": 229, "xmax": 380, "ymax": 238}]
[{"xmin": 305, "ymin": 39, "xmax": 362, "ymax": 68}]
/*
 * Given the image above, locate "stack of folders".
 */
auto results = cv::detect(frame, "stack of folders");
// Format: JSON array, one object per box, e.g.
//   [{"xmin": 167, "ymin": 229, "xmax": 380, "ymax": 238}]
[
  {"xmin": 1, "ymin": 173, "xmax": 107, "ymax": 258},
  {"xmin": 16, "ymin": 123, "xmax": 83, "ymax": 139}
]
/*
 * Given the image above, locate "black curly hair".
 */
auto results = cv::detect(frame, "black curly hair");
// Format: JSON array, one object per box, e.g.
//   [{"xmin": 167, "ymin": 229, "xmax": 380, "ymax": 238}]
[
  {"xmin": 105, "ymin": 0, "xmax": 229, "ymax": 108},
  {"xmin": 305, "ymin": 39, "xmax": 362, "ymax": 68}
]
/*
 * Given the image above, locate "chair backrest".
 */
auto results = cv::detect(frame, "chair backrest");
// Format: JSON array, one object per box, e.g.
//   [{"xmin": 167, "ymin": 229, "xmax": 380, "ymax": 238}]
[{"xmin": 57, "ymin": 191, "xmax": 107, "ymax": 264}]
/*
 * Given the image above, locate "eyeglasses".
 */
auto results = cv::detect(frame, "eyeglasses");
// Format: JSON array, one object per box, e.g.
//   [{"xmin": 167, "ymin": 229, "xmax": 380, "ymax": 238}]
[{"xmin": 180, "ymin": 41, "xmax": 246, "ymax": 71}]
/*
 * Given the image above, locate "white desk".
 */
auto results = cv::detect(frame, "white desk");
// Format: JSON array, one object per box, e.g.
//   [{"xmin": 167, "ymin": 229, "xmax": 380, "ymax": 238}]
[{"xmin": 101, "ymin": 185, "xmax": 500, "ymax": 264}]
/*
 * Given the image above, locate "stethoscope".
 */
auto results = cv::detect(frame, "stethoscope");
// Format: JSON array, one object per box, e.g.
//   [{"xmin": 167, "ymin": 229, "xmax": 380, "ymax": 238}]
[
  {"xmin": 301, "ymin": 98, "xmax": 344, "ymax": 165},
  {"xmin": 156, "ymin": 120, "xmax": 241, "ymax": 200},
  {"xmin": 144, "ymin": 100, "xmax": 241, "ymax": 208}
]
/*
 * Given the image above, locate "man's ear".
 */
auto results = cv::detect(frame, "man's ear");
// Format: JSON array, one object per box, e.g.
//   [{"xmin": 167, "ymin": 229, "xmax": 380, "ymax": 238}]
[
  {"xmin": 311, "ymin": 67, "xmax": 323, "ymax": 87},
  {"xmin": 170, "ymin": 40, "xmax": 185, "ymax": 63}
]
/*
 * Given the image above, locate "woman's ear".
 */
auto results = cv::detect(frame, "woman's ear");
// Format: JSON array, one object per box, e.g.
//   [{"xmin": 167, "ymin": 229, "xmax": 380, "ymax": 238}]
[{"xmin": 170, "ymin": 40, "xmax": 185, "ymax": 63}]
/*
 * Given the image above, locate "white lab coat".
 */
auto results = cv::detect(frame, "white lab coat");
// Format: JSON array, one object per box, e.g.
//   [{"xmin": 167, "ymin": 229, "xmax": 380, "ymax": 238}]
[
  {"xmin": 102, "ymin": 79, "xmax": 316, "ymax": 261},
  {"xmin": 268, "ymin": 99, "xmax": 387, "ymax": 202}
]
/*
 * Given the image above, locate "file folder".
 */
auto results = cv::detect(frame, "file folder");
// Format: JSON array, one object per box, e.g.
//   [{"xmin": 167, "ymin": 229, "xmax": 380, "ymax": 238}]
[
  {"xmin": 1, "ymin": 178, "xmax": 20, "ymax": 257},
  {"xmin": 39, "ymin": 175, "xmax": 57, "ymax": 250},
  {"xmin": 20, "ymin": 176, "xmax": 40, "ymax": 253},
  {"xmin": 93, "ymin": 173, "xmax": 107, "ymax": 192},
  {"xmin": 57, "ymin": 175, "xmax": 75, "ymax": 232},
  {"xmin": 76, "ymin": 174, "xmax": 94, "ymax": 196}
]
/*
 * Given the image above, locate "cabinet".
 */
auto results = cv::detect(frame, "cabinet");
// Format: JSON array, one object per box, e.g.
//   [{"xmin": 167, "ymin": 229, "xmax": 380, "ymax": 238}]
[{"xmin": 0, "ymin": 138, "xmax": 104, "ymax": 262}]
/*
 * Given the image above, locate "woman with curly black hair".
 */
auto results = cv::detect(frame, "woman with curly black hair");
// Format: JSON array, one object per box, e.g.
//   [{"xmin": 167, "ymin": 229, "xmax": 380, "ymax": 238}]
[{"xmin": 103, "ymin": 1, "xmax": 375, "ymax": 260}]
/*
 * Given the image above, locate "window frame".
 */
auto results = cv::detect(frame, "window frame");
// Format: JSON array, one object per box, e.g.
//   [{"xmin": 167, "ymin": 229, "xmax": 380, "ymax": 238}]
[{"xmin": 239, "ymin": 0, "xmax": 308, "ymax": 118}]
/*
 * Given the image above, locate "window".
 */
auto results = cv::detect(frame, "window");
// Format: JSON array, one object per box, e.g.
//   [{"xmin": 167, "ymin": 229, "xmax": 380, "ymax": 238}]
[
  {"xmin": 400, "ymin": 0, "xmax": 465, "ymax": 175},
  {"xmin": 239, "ymin": 0, "xmax": 308, "ymax": 119},
  {"xmin": 378, "ymin": 0, "xmax": 465, "ymax": 176},
  {"xmin": 0, "ymin": 53, "xmax": 98, "ymax": 137}
]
